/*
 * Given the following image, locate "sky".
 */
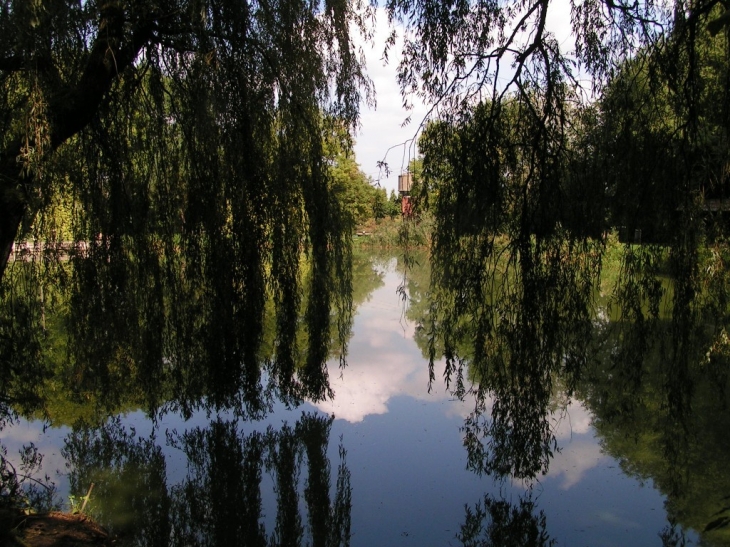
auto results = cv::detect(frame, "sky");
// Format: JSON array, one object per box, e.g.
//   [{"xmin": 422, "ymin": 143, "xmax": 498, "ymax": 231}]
[
  {"xmin": 351, "ymin": 10, "xmax": 430, "ymax": 195},
  {"xmin": 353, "ymin": 5, "xmax": 576, "ymax": 195}
]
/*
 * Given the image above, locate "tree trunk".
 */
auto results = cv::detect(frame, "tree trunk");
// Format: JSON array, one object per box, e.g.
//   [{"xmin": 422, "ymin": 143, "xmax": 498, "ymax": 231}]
[
  {"xmin": 0, "ymin": 7, "xmax": 155, "ymax": 283},
  {"xmin": 0, "ymin": 147, "xmax": 25, "ymax": 281}
]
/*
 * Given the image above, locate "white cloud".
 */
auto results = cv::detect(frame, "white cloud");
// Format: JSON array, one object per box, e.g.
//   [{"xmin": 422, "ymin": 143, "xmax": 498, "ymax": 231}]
[
  {"xmin": 548, "ymin": 439, "xmax": 607, "ymax": 489},
  {"xmin": 553, "ymin": 399, "xmax": 595, "ymax": 438},
  {"xmin": 312, "ymin": 269, "xmax": 460, "ymax": 422},
  {"xmin": 545, "ymin": 0, "xmax": 576, "ymax": 53},
  {"xmin": 545, "ymin": 400, "xmax": 605, "ymax": 489}
]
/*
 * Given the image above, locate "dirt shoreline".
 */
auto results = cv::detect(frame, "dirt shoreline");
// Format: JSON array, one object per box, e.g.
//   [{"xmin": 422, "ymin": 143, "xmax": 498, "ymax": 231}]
[{"xmin": 6, "ymin": 511, "xmax": 113, "ymax": 547}]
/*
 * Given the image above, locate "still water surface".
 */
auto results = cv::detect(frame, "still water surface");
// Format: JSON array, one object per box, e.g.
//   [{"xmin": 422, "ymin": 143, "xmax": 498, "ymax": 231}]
[{"xmin": 2, "ymin": 256, "xmax": 707, "ymax": 545}]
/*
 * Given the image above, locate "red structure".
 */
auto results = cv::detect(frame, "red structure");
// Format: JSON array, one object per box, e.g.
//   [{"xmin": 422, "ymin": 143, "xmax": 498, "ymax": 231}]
[
  {"xmin": 401, "ymin": 195, "xmax": 412, "ymax": 217},
  {"xmin": 398, "ymin": 173, "xmax": 413, "ymax": 218}
]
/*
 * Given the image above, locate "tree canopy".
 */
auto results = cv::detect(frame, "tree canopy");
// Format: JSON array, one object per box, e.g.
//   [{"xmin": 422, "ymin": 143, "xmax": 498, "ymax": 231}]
[{"xmin": 0, "ymin": 0, "xmax": 376, "ymax": 412}]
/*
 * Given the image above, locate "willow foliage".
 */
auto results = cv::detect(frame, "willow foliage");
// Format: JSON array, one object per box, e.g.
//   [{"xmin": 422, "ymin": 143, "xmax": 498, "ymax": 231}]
[
  {"xmin": 388, "ymin": 0, "xmax": 730, "ymax": 478},
  {"xmin": 0, "ymin": 0, "xmax": 373, "ymax": 415}
]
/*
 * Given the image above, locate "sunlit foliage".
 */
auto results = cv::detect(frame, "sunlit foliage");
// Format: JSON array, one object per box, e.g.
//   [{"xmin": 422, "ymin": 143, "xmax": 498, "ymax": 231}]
[{"xmin": 0, "ymin": 0, "xmax": 374, "ymax": 415}]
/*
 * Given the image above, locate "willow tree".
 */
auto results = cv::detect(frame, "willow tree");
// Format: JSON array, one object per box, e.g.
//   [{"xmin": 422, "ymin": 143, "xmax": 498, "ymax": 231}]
[
  {"xmin": 0, "ymin": 1, "xmax": 373, "ymax": 414},
  {"xmin": 386, "ymin": 0, "xmax": 730, "ymax": 478}
]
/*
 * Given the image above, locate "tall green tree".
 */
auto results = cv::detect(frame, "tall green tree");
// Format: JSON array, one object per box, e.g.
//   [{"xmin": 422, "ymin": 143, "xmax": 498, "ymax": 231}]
[
  {"xmin": 0, "ymin": 0, "xmax": 373, "ymax": 411},
  {"xmin": 327, "ymin": 133, "xmax": 381, "ymax": 228},
  {"xmin": 387, "ymin": 190, "xmax": 400, "ymax": 219},
  {"xmin": 385, "ymin": 0, "xmax": 730, "ymax": 255},
  {"xmin": 0, "ymin": 2, "xmax": 372, "ymax": 276}
]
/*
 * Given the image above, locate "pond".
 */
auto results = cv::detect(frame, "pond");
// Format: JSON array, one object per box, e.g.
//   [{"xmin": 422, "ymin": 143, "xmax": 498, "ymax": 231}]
[{"xmin": 1, "ymin": 252, "xmax": 727, "ymax": 546}]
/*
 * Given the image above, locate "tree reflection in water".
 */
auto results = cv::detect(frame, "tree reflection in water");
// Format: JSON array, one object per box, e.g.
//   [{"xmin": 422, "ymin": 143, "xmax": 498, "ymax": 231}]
[
  {"xmin": 399, "ymin": 233, "xmax": 730, "ymax": 544},
  {"xmin": 63, "ymin": 413, "xmax": 351, "ymax": 547},
  {"xmin": 0, "ymin": 251, "xmax": 388, "ymax": 426},
  {"xmin": 457, "ymin": 493, "xmax": 554, "ymax": 547},
  {"xmin": 0, "ymin": 250, "xmax": 371, "ymax": 545},
  {"xmin": 3, "ymin": 239, "xmax": 730, "ymax": 544},
  {"xmin": 401, "ymin": 236, "xmax": 601, "ymax": 481}
]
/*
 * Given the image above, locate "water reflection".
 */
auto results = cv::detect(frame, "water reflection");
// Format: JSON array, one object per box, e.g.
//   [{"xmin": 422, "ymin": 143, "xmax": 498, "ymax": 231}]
[
  {"xmin": 313, "ymin": 266, "xmax": 442, "ymax": 423},
  {"xmin": 401, "ymin": 242, "xmax": 599, "ymax": 480},
  {"xmin": 458, "ymin": 493, "xmax": 554, "ymax": 547},
  {"xmin": 0, "ymin": 250, "xmax": 725, "ymax": 545},
  {"xmin": 581, "ymin": 316, "xmax": 730, "ymax": 546},
  {"xmin": 64, "ymin": 417, "xmax": 171, "ymax": 544},
  {"xmin": 399, "ymin": 244, "xmax": 727, "ymax": 543},
  {"xmin": 0, "ymin": 252, "xmax": 384, "ymax": 427},
  {"xmin": 0, "ymin": 250, "xmax": 388, "ymax": 428},
  {"xmin": 62, "ymin": 413, "xmax": 350, "ymax": 547}
]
